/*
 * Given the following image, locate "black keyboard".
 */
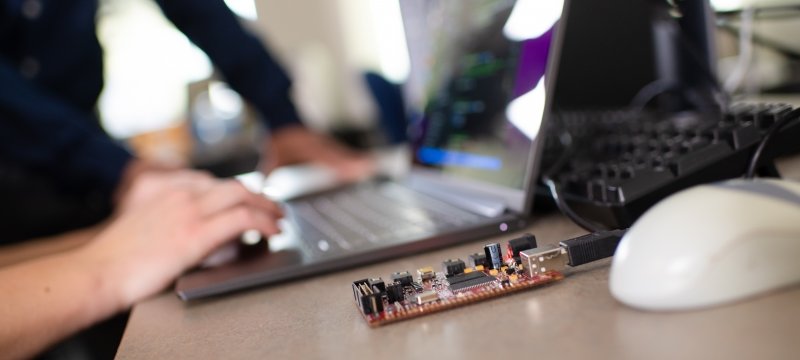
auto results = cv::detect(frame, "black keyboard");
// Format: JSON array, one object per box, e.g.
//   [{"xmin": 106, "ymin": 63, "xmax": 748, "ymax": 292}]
[{"xmin": 543, "ymin": 103, "xmax": 800, "ymax": 229}]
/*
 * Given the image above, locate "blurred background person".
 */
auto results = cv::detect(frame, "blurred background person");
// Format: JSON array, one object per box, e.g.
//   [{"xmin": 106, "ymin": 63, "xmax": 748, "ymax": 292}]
[{"xmin": 0, "ymin": 0, "xmax": 374, "ymax": 243}]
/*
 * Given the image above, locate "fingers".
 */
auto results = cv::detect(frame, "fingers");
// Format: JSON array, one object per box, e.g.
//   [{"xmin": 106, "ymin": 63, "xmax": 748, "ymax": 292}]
[
  {"xmin": 133, "ymin": 170, "xmax": 216, "ymax": 196},
  {"xmin": 327, "ymin": 154, "xmax": 376, "ymax": 182},
  {"xmin": 196, "ymin": 205, "xmax": 282, "ymax": 251},
  {"xmin": 262, "ymin": 127, "xmax": 376, "ymax": 182},
  {"xmin": 119, "ymin": 170, "xmax": 217, "ymax": 214},
  {"xmin": 196, "ymin": 180, "xmax": 284, "ymax": 219}
]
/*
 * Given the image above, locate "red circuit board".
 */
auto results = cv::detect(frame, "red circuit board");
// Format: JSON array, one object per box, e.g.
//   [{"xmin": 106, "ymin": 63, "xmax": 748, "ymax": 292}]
[{"xmin": 353, "ymin": 266, "xmax": 564, "ymax": 327}]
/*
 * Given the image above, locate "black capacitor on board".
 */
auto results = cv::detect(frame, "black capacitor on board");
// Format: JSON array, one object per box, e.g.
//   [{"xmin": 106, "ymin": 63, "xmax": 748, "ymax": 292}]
[{"xmin": 484, "ymin": 243, "xmax": 503, "ymax": 269}]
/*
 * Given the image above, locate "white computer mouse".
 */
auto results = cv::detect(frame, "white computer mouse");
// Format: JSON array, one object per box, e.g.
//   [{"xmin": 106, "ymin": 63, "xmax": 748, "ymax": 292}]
[{"xmin": 609, "ymin": 178, "xmax": 800, "ymax": 311}]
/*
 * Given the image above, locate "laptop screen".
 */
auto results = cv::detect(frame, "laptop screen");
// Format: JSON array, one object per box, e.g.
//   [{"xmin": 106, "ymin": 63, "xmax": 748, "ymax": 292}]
[{"xmin": 400, "ymin": 0, "xmax": 563, "ymax": 191}]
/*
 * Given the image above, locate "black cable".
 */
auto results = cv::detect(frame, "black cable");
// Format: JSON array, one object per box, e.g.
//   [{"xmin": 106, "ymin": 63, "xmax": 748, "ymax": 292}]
[
  {"xmin": 559, "ymin": 229, "xmax": 627, "ymax": 266},
  {"xmin": 745, "ymin": 107, "xmax": 800, "ymax": 178},
  {"xmin": 630, "ymin": 79, "xmax": 681, "ymax": 112},
  {"xmin": 537, "ymin": 121, "xmax": 606, "ymax": 233},
  {"xmin": 542, "ymin": 177, "xmax": 605, "ymax": 233}
]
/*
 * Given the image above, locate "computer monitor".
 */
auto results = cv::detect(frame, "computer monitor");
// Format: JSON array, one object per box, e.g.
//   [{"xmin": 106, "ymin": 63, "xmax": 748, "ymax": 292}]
[
  {"xmin": 399, "ymin": 0, "xmax": 559, "ymax": 191},
  {"xmin": 651, "ymin": 0, "xmax": 720, "ymax": 112},
  {"xmin": 550, "ymin": 0, "xmax": 718, "ymax": 114}
]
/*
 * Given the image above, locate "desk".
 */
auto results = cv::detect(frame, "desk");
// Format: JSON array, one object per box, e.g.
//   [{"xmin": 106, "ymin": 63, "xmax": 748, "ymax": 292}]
[
  {"xmin": 115, "ymin": 223, "xmax": 800, "ymax": 359},
  {"xmin": 116, "ymin": 160, "xmax": 800, "ymax": 359}
]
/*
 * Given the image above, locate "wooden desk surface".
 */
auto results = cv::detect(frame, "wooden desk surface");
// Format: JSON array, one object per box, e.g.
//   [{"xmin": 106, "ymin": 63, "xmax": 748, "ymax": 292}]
[{"xmin": 116, "ymin": 209, "xmax": 800, "ymax": 359}]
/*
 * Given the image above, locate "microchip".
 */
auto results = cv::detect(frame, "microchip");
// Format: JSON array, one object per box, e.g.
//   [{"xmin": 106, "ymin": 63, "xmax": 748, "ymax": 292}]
[{"xmin": 447, "ymin": 271, "xmax": 495, "ymax": 292}]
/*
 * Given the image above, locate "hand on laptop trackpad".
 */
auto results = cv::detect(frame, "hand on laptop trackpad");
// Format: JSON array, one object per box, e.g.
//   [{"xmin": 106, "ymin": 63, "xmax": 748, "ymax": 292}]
[
  {"xmin": 177, "ymin": 248, "xmax": 302, "ymax": 299},
  {"xmin": 200, "ymin": 235, "xmax": 270, "ymax": 268},
  {"xmin": 263, "ymin": 164, "xmax": 341, "ymax": 201}
]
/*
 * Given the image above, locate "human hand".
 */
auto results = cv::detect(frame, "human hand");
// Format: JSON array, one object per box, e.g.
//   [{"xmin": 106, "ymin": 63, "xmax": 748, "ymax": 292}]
[
  {"xmin": 78, "ymin": 174, "xmax": 283, "ymax": 308},
  {"xmin": 260, "ymin": 125, "xmax": 376, "ymax": 182},
  {"xmin": 113, "ymin": 158, "xmax": 184, "ymax": 206},
  {"xmin": 115, "ymin": 168, "xmax": 216, "ymax": 215}
]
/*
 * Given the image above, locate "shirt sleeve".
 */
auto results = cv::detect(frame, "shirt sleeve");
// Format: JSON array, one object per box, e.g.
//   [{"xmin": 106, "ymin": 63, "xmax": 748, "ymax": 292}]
[
  {"xmin": 0, "ymin": 56, "xmax": 132, "ymax": 194},
  {"xmin": 156, "ymin": 0, "xmax": 303, "ymax": 131}
]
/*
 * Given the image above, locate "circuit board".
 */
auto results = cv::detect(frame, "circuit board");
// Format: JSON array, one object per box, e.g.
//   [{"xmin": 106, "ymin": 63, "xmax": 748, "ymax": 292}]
[{"xmin": 352, "ymin": 234, "xmax": 567, "ymax": 327}]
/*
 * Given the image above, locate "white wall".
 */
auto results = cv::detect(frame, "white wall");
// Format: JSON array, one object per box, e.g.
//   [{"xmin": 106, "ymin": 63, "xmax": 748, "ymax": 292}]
[{"xmin": 252, "ymin": 0, "xmax": 386, "ymax": 130}]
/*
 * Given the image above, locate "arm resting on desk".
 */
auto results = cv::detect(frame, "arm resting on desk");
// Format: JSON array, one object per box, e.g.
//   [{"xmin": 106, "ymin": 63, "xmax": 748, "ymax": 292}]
[
  {"xmin": 0, "ymin": 247, "xmax": 125, "ymax": 360},
  {"xmin": 0, "ymin": 176, "xmax": 283, "ymax": 360},
  {"xmin": 0, "ymin": 224, "xmax": 106, "ymax": 268}
]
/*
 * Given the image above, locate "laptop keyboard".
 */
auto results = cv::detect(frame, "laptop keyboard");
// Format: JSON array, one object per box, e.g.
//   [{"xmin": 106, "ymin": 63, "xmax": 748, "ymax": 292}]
[{"xmin": 284, "ymin": 182, "xmax": 485, "ymax": 257}]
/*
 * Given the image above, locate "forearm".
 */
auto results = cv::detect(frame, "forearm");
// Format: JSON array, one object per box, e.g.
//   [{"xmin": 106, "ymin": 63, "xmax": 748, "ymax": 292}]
[
  {"xmin": 0, "ymin": 249, "xmax": 124, "ymax": 360},
  {"xmin": 0, "ymin": 224, "xmax": 104, "ymax": 267}
]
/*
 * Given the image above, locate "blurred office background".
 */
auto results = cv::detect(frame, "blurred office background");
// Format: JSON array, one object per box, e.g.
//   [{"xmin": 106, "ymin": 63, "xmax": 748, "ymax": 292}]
[
  {"xmin": 94, "ymin": 0, "xmax": 800, "ymax": 174},
  {"xmin": 96, "ymin": 0, "xmax": 410, "ymax": 175}
]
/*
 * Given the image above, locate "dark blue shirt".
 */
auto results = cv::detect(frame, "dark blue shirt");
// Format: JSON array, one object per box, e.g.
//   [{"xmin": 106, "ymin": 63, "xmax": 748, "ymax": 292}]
[{"xmin": 0, "ymin": 0, "xmax": 301, "ymax": 195}]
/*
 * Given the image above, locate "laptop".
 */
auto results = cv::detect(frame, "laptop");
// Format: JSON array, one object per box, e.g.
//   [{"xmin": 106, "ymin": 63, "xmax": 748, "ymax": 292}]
[{"xmin": 175, "ymin": 0, "xmax": 567, "ymax": 300}]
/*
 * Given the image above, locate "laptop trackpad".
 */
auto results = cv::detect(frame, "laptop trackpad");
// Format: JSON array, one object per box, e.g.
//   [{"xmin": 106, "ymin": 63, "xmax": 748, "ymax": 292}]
[{"xmin": 175, "ymin": 249, "xmax": 303, "ymax": 299}]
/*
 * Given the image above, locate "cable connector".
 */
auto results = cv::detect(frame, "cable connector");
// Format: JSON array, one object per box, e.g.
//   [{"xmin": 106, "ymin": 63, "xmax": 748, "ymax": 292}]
[
  {"xmin": 518, "ymin": 230, "xmax": 627, "ymax": 277},
  {"xmin": 559, "ymin": 229, "xmax": 626, "ymax": 267},
  {"xmin": 519, "ymin": 244, "xmax": 568, "ymax": 276}
]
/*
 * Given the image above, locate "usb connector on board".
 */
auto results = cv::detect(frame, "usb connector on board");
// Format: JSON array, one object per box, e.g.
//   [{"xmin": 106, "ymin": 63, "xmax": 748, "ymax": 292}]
[{"xmin": 519, "ymin": 230, "xmax": 626, "ymax": 277}]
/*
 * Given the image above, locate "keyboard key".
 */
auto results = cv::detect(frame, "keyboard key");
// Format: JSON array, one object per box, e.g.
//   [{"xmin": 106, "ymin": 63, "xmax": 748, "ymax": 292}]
[{"xmin": 546, "ymin": 102, "xmax": 798, "ymax": 229}]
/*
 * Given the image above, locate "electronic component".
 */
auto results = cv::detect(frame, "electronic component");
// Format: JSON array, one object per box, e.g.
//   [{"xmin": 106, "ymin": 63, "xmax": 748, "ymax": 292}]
[
  {"xmin": 353, "ymin": 264, "xmax": 562, "ymax": 326},
  {"xmin": 417, "ymin": 266, "xmax": 435, "ymax": 281},
  {"xmin": 520, "ymin": 244, "xmax": 568, "ymax": 277},
  {"xmin": 352, "ymin": 279, "xmax": 384, "ymax": 315},
  {"xmin": 484, "ymin": 243, "xmax": 503, "ymax": 269},
  {"xmin": 352, "ymin": 233, "xmax": 566, "ymax": 327},
  {"xmin": 415, "ymin": 290, "xmax": 439, "ymax": 305},
  {"xmin": 467, "ymin": 252, "xmax": 488, "ymax": 268},
  {"xmin": 386, "ymin": 282, "xmax": 405, "ymax": 303},
  {"xmin": 507, "ymin": 233, "xmax": 537, "ymax": 262},
  {"xmin": 368, "ymin": 278, "xmax": 386, "ymax": 293},
  {"xmin": 447, "ymin": 271, "xmax": 495, "ymax": 292},
  {"xmin": 352, "ymin": 279, "xmax": 369, "ymax": 303},
  {"xmin": 351, "ymin": 229, "xmax": 632, "ymax": 326},
  {"xmin": 390, "ymin": 271, "xmax": 413, "ymax": 286},
  {"xmin": 559, "ymin": 230, "xmax": 625, "ymax": 266},
  {"xmin": 442, "ymin": 258, "xmax": 466, "ymax": 278}
]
